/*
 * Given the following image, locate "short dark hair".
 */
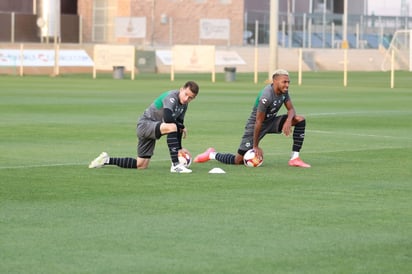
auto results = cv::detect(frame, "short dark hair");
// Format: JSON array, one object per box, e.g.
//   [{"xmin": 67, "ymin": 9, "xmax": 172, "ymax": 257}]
[{"xmin": 184, "ymin": 81, "xmax": 199, "ymax": 95}]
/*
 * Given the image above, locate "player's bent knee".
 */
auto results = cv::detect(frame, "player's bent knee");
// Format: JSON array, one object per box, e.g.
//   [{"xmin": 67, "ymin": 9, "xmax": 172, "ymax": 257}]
[
  {"xmin": 160, "ymin": 122, "xmax": 178, "ymax": 134},
  {"xmin": 234, "ymin": 154, "xmax": 244, "ymax": 165},
  {"xmin": 293, "ymin": 115, "xmax": 305, "ymax": 124},
  {"xmin": 137, "ymin": 158, "xmax": 150, "ymax": 169}
]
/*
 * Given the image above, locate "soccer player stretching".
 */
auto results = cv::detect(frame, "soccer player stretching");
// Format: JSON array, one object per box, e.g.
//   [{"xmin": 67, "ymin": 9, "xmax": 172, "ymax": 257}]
[
  {"xmin": 89, "ymin": 81, "xmax": 199, "ymax": 173},
  {"xmin": 195, "ymin": 69, "xmax": 310, "ymax": 168}
]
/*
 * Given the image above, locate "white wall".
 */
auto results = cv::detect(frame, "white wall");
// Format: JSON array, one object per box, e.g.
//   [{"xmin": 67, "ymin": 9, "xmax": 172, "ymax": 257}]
[{"xmin": 368, "ymin": 0, "xmax": 410, "ymax": 16}]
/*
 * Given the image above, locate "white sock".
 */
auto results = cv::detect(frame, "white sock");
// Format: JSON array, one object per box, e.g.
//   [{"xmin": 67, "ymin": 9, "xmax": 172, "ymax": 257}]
[
  {"xmin": 291, "ymin": 151, "xmax": 299, "ymax": 160},
  {"xmin": 210, "ymin": 152, "xmax": 216, "ymax": 160}
]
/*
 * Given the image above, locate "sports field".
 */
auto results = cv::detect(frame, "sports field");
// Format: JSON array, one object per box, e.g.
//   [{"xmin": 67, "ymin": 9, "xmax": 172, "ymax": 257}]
[{"xmin": 1, "ymin": 71, "xmax": 411, "ymax": 273}]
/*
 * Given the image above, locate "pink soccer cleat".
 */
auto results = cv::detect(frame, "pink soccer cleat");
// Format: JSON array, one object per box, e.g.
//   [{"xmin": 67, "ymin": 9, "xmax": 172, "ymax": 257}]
[
  {"xmin": 194, "ymin": 147, "xmax": 216, "ymax": 163},
  {"xmin": 288, "ymin": 157, "xmax": 311, "ymax": 168}
]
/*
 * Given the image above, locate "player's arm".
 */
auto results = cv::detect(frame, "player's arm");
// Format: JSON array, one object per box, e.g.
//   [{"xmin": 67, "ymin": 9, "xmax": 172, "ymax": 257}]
[
  {"xmin": 162, "ymin": 93, "xmax": 185, "ymax": 129},
  {"xmin": 176, "ymin": 115, "xmax": 187, "ymax": 138},
  {"xmin": 253, "ymin": 110, "xmax": 265, "ymax": 158},
  {"xmin": 163, "ymin": 108, "xmax": 175, "ymax": 123},
  {"xmin": 164, "ymin": 108, "xmax": 184, "ymax": 129},
  {"xmin": 283, "ymin": 100, "xmax": 296, "ymax": 136},
  {"xmin": 164, "ymin": 108, "xmax": 187, "ymax": 138},
  {"xmin": 175, "ymin": 116, "xmax": 185, "ymax": 129}
]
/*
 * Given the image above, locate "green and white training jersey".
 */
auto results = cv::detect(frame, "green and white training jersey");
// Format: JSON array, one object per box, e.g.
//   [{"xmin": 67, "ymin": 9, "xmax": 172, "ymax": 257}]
[
  {"xmin": 141, "ymin": 90, "xmax": 187, "ymax": 123},
  {"xmin": 245, "ymin": 84, "xmax": 290, "ymax": 128}
]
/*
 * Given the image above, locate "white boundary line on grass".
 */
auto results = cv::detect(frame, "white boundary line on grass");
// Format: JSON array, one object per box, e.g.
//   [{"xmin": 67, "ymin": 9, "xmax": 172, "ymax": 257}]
[
  {"xmin": 307, "ymin": 129, "xmax": 412, "ymax": 140},
  {"xmin": 306, "ymin": 110, "xmax": 411, "ymax": 117},
  {"xmin": 0, "ymin": 163, "xmax": 86, "ymax": 169},
  {"xmin": 0, "ymin": 159, "xmax": 167, "ymax": 170}
]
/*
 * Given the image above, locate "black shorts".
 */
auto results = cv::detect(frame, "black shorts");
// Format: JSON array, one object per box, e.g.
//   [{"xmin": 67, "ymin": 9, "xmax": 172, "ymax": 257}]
[
  {"xmin": 237, "ymin": 114, "xmax": 288, "ymax": 155},
  {"xmin": 136, "ymin": 118, "xmax": 162, "ymax": 158}
]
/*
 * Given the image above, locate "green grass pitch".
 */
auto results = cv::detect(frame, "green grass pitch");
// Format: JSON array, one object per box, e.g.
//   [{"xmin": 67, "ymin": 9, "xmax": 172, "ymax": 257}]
[{"xmin": 1, "ymin": 71, "xmax": 411, "ymax": 273}]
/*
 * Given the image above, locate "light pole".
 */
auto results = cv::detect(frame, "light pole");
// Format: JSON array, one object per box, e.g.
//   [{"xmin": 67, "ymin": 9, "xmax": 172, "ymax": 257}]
[
  {"xmin": 269, "ymin": 0, "xmax": 278, "ymax": 79},
  {"xmin": 343, "ymin": 0, "xmax": 348, "ymax": 87}
]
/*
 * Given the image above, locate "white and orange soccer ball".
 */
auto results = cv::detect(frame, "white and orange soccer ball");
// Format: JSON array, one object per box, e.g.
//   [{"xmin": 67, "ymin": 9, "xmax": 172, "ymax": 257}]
[
  {"xmin": 178, "ymin": 148, "xmax": 192, "ymax": 167},
  {"xmin": 243, "ymin": 149, "xmax": 263, "ymax": 167}
]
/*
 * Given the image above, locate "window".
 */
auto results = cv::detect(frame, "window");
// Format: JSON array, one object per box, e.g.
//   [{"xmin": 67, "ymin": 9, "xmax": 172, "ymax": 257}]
[{"xmin": 92, "ymin": 0, "xmax": 116, "ymax": 42}]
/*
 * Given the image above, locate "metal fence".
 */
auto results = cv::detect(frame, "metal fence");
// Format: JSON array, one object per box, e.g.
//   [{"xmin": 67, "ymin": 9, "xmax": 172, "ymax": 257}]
[
  {"xmin": 1, "ymin": 10, "xmax": 411, "ymax": 49},
  {"xmin": 245, "ymin": 11, "xmax": 412, "ymax": 49}
]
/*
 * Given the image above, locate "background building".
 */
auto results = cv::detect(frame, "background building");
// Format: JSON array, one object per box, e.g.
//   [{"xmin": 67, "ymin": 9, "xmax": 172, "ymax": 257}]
[
  {"xmin": 0, "ymin": 0, "xmax": 411, "ymax": 48},
  {"xmin": 78, "ymin": 0, "xmax": 244, "ymax": 46}
]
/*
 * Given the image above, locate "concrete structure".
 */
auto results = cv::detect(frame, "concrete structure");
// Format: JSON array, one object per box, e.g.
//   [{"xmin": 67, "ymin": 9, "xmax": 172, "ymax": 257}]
[
  {"xmin": 0, "ymin": 42, "xmax": 388, "ymax": 76},
  {"xmin": 1, "ymin": 1, "xmax": 410, "ymax": 47},
  {"xmin": 78, "ymin": 0, "xmax": 244, "ymax": 46},
  {"xmin": 0, "ymin": 1, "xmax": 407, "ymax": 76}
]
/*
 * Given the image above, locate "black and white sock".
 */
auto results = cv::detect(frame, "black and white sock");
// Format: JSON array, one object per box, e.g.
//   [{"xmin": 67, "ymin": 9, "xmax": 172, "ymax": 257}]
[
  {"xmin": 215, "ymin": 153, "xmax": 236, "ymax": 165},
  {"xmin": 108, "ymin": 157, "xmax": 137, "ymax": 168},
  {"xmin": 292, "ymin": 120, "xmax": 306, "ymax": 152},
  {"xmin": 167, "ymin": 132, "xmax": 180, "ymax": 165}
]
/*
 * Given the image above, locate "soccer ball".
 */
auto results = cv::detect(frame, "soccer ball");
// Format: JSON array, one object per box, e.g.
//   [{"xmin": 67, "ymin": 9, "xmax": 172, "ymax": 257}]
[
  {"xmin": 243, "ymin": 149, "xmax": 263, "ymax": 167},
  {"xmin": 178, "ymin": 148, "xmax": 192, "ymax": 167}
]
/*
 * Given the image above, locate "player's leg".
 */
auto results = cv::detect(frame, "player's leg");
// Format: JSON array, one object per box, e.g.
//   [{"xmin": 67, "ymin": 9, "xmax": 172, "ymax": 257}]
[
  {"xmin": 135, "ymin": 138, "xmax": 154, "ymax": 169},
  {"xmin": 213, "ymin": 151, "xmax": 237, "ymax": 164},
  {"xmin": 290, "ymin": 115, "xmax": 306, "ymax": 156},
  {"xmin": 159, "ymin": 122, "xmax": 192, "ymax": 173},
  {"xmin": 272, "ymin": 114, "xmax": 310, "ymax": 167},
  {"xmin": 193, "ymin": 147, "xmax": 216, "ymax": 163},
  {"xmin": 88, "ymin": 119, "xmax": 156, "ymax": 169},
  {"xmin": 195, "ymin": 128, "xmax": 252, "ymax": 165},
  {"xmin": 160, "ymin": 123, "xmax": 182, "ymax": 163},
  {"xmin": 88, "ymin": 152, "xmax": 110, "ymax": 168},
  {"xmin": 91, "ymin": 120, "xmax": 154, "ymax": 169},
  {"xmin": 288, "ymin": 115, "xmax": 310, "ymax": 167},
  {"xmin": 108, "ymin": 156, "xmax": 138, "ymax": 168},
  {"xmin": 134, "ymin": 121, "xmax": 159, "ymax": 169},
  {"xmin": 99, "ymin": 145, "xmax": 142, "ymax": 169},
  {"xmin": 218, "ymin": 151, "xmax": 245, "ymax": 164},
  {"xmin": 194, "ymin": 148, "xmax": 241, "ymax": 165},
  {"xmin": 100, "ymin": 121, "xmax": 158, "ymax": 169},
  {"xmin": 89, "ymin": 152, "xmax": 138, "ymax": 169},
  {"xmin": 218, "ymin": 127, "xmax": 255, "ymax": 165},
  {"xmin": 136, "ymin": 157, "xmax": 150, "ymax": 169}
]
